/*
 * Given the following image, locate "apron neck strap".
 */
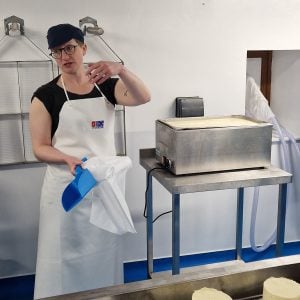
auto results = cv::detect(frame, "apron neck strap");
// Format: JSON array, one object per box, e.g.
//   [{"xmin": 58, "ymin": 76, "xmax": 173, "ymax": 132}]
[
  {"xmin": 94, "ymin": 83, "xmax": 105, "ymax": 97},
  {"xmin": 61, "ymin": 75, "xmax": 104, "ymax": 102},
  {"xmin": 60, "ymin": 75, "xmax": 70, "ymax": 102}
]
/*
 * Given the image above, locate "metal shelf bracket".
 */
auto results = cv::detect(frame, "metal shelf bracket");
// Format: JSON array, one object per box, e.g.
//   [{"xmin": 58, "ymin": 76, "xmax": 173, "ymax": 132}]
[
  {"xmin": 79, "ymin": 16, "xmax": 104, "ymax": 36},
  {"xmin": 79, "ymin": 16, "xmax": 124, "ymax": 65},
  {"xmin": 4, "ymin": 15, "xmax": 24, "ymax": 35}
]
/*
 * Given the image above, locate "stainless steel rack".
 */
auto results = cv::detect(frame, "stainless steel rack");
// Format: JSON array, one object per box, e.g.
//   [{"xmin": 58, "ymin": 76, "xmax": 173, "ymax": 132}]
[{"xmin": 0, "ymin": 16, "xmax": 55, "ymax": 165}]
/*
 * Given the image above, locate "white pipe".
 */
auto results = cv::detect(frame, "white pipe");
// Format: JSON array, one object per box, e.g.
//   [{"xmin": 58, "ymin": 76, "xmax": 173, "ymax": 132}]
[
  {"xmin": 249, "ymin": 117, "xmax": 297, "ymax": 252},
  {"xmin": 245, "ymin": 77, "xmax": 297, "ymax": 252}
]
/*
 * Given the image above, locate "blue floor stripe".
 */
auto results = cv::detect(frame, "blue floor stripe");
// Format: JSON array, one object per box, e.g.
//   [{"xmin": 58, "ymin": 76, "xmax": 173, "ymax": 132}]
[
  {"xmin": 0, "ymin": 275, "xmax": 34, "ymax": 300},
  {"xmin": 1, "ymin": 241, "xmax": 299, "ymax": 298},
  {"xmin": 124, "ymin": 241, "xmax": 300, "ymax": 283}
]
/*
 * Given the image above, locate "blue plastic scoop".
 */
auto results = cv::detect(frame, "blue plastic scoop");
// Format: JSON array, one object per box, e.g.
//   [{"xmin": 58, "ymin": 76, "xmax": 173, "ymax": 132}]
[{"xmin": 62, "ymin": 161, "xmax": 97, "ymax": 212}]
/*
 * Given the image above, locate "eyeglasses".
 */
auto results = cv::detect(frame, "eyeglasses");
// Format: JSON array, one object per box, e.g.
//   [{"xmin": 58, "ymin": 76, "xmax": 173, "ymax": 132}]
[{"xmin": 50, "ymin": 45, "xmax": 77, "ymax": 59}]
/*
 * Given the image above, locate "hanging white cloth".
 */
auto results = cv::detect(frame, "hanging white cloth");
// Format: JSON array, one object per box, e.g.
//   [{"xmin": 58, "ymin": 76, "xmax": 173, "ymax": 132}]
[
  {"xmin": 245, "ymin": 76, "xmax": 295, "ymax": 253},
  {"xmin": 84, "ymin": 156, "xmax": 136, "ymax": 235},
  {"xmin": 245, "ymin": 76, "xmax": 275, "ymax": 122}
]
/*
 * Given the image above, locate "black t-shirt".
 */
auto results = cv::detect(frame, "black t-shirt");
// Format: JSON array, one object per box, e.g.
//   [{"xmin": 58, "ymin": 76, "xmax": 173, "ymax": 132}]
[{"xmin": 32, "ymin": 75, "xmax": 118, "ymax": 138}]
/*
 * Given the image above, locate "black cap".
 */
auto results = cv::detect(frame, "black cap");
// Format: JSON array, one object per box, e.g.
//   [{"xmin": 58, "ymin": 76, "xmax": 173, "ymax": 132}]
[{"xmin": 47, "ymin": 23, "xmax": 84, "ymax": 49}]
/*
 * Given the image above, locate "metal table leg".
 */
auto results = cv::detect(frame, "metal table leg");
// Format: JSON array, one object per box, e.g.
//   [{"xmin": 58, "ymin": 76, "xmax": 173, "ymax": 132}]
[
  {"xmin": 276, "ymin": 183, "xmax": 288, "ymax": 257},
  {"xmin": 172, "ymin": 193, "xmax": 180, "ymax": 275},
  {"xmin": 235, "ymin": 187, "xmax": 244, "ymax": 260},
  {"xmin": 146, "ymin": 174, "xmax": 153, "ymax": 278}
]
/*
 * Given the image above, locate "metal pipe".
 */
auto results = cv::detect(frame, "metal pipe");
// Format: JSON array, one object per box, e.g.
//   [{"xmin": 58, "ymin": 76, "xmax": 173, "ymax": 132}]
[
  {"xmin": 236, "ymin": 187, "xmax": 244, "ymax": 260},
  {"xmin": 172, "ymin": 193, "xmax": 180, "ymax": 275},
  {"xmin": 86, "ymin": 26, "xmax": 104, "ymax": 36},
  {"xmin": 146, "ymin": 172, "xmax": 153, "ymax": 278}
]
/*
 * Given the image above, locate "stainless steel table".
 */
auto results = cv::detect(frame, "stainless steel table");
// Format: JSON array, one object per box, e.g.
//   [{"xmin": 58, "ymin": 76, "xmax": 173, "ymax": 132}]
[
  {"xmin": 45, "ymin": 255, "xmax": 300, "ymax": 299},
  {"xmin": 139, "ymin": 148, "xmax": 292, "ymax": 278}
]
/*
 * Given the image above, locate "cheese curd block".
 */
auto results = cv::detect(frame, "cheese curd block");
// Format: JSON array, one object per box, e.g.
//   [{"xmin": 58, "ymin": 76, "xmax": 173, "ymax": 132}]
[
  {"xmin": 192, "ymin": 287, "xmax": 232, "ymax": 300},
  {"xmin": 164, "ymin": 117, "xmax": 259, "ymax": 130},
  {"xmin": 263, "ymin": 277, "xmax": 300, "ymax": 300}
]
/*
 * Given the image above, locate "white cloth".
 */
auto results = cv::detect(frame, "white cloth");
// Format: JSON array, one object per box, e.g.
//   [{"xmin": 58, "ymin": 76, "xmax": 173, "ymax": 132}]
[
  {"xmin": 245, "ymin": 76, "xmax": 275, "ymax": 122},
  {"xmin": 84, "ymin": 156, "xmax": 136, "ymax": 235},
  {"xmin": 34, "ymin": 82, "xmax": 125, "ymax": 299}
]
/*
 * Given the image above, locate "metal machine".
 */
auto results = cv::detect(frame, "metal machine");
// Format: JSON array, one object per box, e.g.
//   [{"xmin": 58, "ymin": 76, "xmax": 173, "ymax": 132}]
[{"xmin": 156, "ymin": 115, "xmax": 272, "ymax": 175}]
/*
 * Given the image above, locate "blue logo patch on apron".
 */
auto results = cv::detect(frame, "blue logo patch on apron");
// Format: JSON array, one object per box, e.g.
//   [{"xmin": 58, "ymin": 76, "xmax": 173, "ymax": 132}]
[{"xmin": 91, "ymin": 120, "xmax": 104, "ymax": 128}]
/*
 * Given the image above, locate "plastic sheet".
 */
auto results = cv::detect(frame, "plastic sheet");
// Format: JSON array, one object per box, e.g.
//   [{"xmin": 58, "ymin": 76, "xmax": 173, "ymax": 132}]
[
  {"xmin": 83, "ymin": 156, "xmax": 136, "ymax": 235},
  {"xmin": 246, "ymin": 76, "xmax": 299, "ymax": 252}
]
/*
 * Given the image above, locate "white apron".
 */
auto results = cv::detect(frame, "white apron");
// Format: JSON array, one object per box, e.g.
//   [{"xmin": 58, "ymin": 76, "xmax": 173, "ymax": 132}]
[{"xmin": 34, "ymin": 78, "xmax": 123, "ymax": 299}]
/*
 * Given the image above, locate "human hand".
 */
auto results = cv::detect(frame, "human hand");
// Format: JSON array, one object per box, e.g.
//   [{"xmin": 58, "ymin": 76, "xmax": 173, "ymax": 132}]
[
  {"xmin": 64, "ymin": 155, "xmax": 83, "ymax": 175},
  {"xmin": 86, "ymin": 61, "xmax": 123, "ymax": 85}
]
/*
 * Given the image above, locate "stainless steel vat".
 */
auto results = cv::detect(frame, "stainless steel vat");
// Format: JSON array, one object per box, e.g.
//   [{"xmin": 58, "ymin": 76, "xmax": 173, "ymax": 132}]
[
  {"xmin": 45, "ymin": 255, "xmax": 300, "ymax": 299},
  {"xmin": 155, "ymin": 115, "xmax": 272, "ymax": 175}
]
